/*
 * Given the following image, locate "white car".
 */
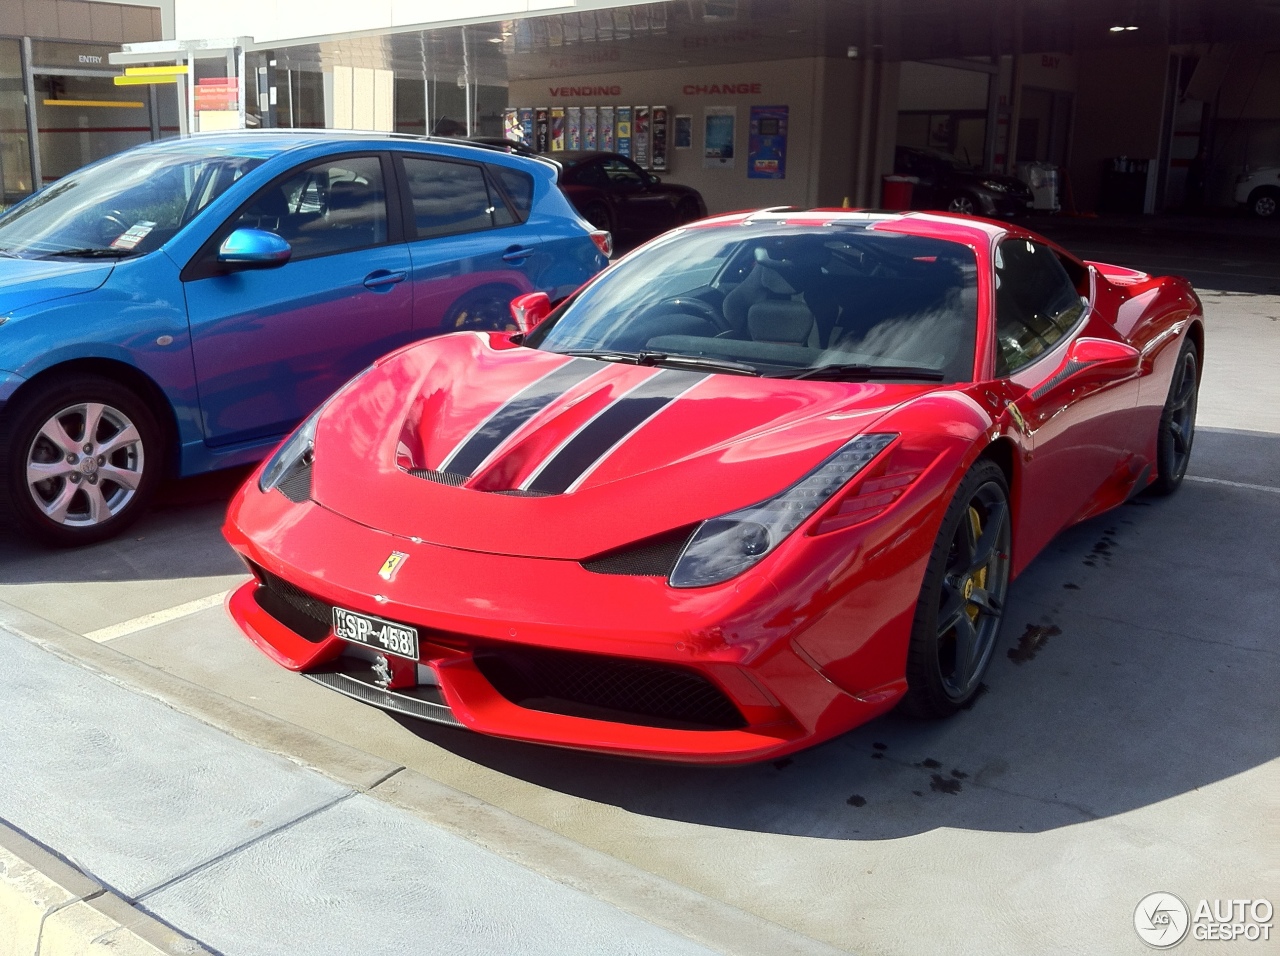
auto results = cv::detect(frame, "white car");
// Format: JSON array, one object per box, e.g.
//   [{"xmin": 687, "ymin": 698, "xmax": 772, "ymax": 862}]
[{"xmin": 1235, "ymin": 167, "xmax": 1280, "ymax": 218}]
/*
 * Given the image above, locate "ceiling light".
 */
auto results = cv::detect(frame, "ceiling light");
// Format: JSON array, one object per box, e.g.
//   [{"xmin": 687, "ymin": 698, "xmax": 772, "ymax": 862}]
[{"xmin": 1110, "ymin": 24, "xmax": 1139, "ymax": 32}]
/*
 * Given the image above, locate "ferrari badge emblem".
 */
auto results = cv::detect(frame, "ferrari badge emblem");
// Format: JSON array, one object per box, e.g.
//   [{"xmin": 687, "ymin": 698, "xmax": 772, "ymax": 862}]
[
  {"xmin": 372, "ymin": 655, "xmax": 394, "ymax": 689},
  {"xmin": 378, "ymin": 551, "xmax": 409, "ymax": 582}
]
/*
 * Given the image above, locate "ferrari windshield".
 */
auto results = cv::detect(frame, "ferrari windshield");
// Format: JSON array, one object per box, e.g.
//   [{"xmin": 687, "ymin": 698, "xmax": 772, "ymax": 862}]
[
  {"xmin": 0, "ymin": 150, "xmax": 263, "ymax": 259},
  {"xmin": 533, "ymin": 222, "xmax": 979, "ymax": 382}
]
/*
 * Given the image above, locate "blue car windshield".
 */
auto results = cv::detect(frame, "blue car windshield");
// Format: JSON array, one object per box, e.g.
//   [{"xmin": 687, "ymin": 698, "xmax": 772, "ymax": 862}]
[
  {"xmin": 0, "ymin": 150, "xmax": 263, "ymax": 259},
  {"xmin": 533, "ymin": 223, "xmax": 979, "ymax": 383}
]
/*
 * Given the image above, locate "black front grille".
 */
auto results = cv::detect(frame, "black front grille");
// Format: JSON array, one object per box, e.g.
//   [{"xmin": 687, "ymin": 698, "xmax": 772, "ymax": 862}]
[
  {"xmin": 253, "ymin": 565, "xmax": 332, "ymax": 641},
  {"xmin": 474, "ymin": 645, "xmax": 745, "ymax": 730},
  {"xmin": 581, "ymin": 526, "xmax": 696, "ymax": 577},
  {"xmin": 277, "ymin": 458, "xmax": 313, "ymax": 503}
]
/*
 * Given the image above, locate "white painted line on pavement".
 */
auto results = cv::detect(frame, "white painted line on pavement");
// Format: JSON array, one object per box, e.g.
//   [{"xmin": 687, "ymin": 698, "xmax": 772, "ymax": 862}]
[
  {"xmin": 84, "ymin": 590, "xmax": 232, "ymax": 643},
  {"xmin": 1186, "ymin": 475, "xmax": 1280, "ymax": 495}
]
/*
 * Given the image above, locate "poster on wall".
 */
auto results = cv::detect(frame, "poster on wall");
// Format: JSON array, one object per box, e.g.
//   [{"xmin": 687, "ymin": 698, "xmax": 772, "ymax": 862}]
[
  {"xmin": 583, "ymin": 106, "xmax": 598, "ymax": 150},
  {"xmin": 550, "ymin": 107, "xmax": 566, "ymax": 151},
  {"xmin": 633, "ymin": 107, "xmax": 651, "ymax": 167},
  {"xmin": 599, "ymin": 106, "xmax": 615, "ymax": 151},
  {"xmin": 534, "ymin": 108, "xmax": 549, "ymax": 152},
  {"xmin": 503, "ymin": 109, "xmax": 521, "ymax": 143},
  {"xmin": 747, "ymin": 105, "xmax": 789, "ymax": 179},
  {"xmin": 519, "ymin": 108, "xmax": 534, "ymax": 146},
  {"xmin": 616, "ymin": 106, "xmax": 633, "ymax": 158},
  {"xmin": 703, "ymin": 106, "xmax": 736, "ymax": 168},
  {"xmin": 652, "ymin": 106, "xmax": 669, "ymax": 170},
  {"xmin": 674, "ymin": 114, "xmax": 693, "ymax": 149},
  {"xmin": 567, "ymin": 106, "xmax": 582, "ymax": 150}
]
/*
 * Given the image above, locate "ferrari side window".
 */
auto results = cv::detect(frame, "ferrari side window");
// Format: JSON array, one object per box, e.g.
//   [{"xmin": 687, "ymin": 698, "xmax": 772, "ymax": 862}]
[{"xmin": 994, "ymin": 239, "xmax": 1087, "ymax": 375}]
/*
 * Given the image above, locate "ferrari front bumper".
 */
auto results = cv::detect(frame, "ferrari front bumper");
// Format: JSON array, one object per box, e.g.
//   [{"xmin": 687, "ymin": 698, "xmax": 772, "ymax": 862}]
[{"xmin": 224, "ymin": 486, "xmax": 904, "ymax": 764}]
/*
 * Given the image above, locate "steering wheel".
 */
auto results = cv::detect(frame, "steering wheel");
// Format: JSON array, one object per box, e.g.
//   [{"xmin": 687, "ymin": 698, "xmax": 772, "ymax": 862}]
[
  {"xmin": 99, "ymin": 209, "xmax": 129, "ymax": 243},
  {"xmin": 654, "ymin": 296, "xmax": 729, "ymax": 334}
]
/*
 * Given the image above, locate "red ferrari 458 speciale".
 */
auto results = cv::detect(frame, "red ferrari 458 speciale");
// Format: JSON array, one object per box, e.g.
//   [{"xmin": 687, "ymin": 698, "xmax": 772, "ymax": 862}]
[{"xmin": 223, "ymin": 208, "xmax": 1203, "ymax": 764}]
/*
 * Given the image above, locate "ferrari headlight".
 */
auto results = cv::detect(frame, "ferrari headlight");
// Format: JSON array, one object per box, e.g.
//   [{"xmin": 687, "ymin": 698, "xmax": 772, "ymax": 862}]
[
  {"xmin": 258, "ymin": 406, "xmax": 320, "ymax": 493},
  {"xmin": 668, "ymin": 434, "xmax": 897, "ymax": 588},
  {"xmin": 258, "ymin": 365, "xmax": 376, "ymax": 494},
  {"xmin": 982, "ymin": 179, "xmax": 1012, "ymax": 193}
]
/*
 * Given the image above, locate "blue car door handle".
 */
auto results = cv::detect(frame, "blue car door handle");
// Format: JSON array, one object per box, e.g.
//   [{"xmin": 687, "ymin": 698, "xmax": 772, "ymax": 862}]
[
  {"xmin": 363, "ymin": 269, "xmax": 407, "ymax": 290},
  {"xmin": 502, "ymin": 247, "xmax": 534, "ymax": 263}
]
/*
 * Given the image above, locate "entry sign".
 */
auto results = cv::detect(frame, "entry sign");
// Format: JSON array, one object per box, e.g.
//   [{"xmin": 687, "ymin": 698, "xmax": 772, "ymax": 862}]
[{"xmin": 748, "ymin": 105, "xmax": 788, "ymax": 179}]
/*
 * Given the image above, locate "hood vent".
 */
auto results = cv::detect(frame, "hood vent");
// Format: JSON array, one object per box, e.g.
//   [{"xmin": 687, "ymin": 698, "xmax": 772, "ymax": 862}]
[
  {"xmin": 581, "ymin": 525, "xmax": 697, "ymax": 577},
  {"xmin": 408, "ymin": 467, "xmax": 468, "ymax": 486}
]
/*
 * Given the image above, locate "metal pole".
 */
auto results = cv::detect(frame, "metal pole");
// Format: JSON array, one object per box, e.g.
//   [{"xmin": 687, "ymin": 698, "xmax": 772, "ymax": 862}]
[
  {"xmin": 462, "ymin": 27, "xmax": 472, "ymax": 136},
  {"xmin": 148, "ymin": 82, "xmax": 160, "ymax": 140},
  {"xmin": 186, "ymin": 53, "xmax": 196, "ymax": 135},
  {"xmin": 21, "ymin": 36, "xmax": 41, "ymax": 193},
  {"xmin": 237, "ymin": 45, "xmax": 246, "ymax": 129}
]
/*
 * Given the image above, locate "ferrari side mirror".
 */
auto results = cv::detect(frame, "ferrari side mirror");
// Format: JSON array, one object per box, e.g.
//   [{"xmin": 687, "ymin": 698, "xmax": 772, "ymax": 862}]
[
  {"xmin": 1067, "ymin": 337, "xmax": 1140, "ymax": 370},
  {"xmin": 510, "ymin": 291, "xmax": 552, "ymax": 333}
]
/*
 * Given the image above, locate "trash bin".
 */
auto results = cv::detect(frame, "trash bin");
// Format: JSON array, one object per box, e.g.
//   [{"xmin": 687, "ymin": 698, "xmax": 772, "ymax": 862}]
[{"xmin": 881, "ymin": 175, "xmax": 917, "ymax": 210}]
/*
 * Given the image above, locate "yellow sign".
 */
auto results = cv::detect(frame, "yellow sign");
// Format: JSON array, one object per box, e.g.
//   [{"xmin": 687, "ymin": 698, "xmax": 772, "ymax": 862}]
[
  {"xmin": 43, "ymin": 99, "xmax": 145, "ymax": 108},
  {"xmin": 124, "ymin": 65, "xmax": 189, "ymax": 77},
  {"xmin": 113, "ymin": 75, "xmax": 179, "ymax": 86}
]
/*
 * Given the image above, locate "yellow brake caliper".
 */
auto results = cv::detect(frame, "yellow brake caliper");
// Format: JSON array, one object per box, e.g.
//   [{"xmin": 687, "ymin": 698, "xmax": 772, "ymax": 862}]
[{"xmin": 966, "ymin": 506, "xmax": 987, "ymax": 623}]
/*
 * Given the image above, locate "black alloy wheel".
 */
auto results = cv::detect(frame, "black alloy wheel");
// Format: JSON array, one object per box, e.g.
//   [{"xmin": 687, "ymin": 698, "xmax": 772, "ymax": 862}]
[
  {"xmin": 1148, "ymin": 339, "xmax": 1199, "ymax": 496},
  {"xmin": 900, "ymin": 459, "xmax": 1012, "ymax": 717},
  {"xmin": 581, "ymin": 201, "xmax": 614, "ymax": 233}
]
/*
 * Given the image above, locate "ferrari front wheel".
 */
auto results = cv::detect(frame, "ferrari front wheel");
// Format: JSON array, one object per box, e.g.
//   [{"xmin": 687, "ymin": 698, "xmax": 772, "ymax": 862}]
[
  {"xmin": 900, "ymin": 459, "xmax": 1011, "ymax": 718},
  {"xmin": 1148, "ymin": 338, "xmax": 1198, "ymax": 496}
]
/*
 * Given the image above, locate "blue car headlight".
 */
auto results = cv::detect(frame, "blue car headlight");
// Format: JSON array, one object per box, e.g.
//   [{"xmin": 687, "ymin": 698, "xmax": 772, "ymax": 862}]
[
  {"xmin": 668, "ymin": 433, "xmax": 897, "ymax": 588},
  {"xmin": 258, "ymin": 406, "xmax": 321, "ymax": 493}
]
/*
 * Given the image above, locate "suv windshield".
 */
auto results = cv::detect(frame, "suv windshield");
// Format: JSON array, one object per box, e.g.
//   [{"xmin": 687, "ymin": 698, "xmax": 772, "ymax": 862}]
[
  {"xmin": 0, "ymin": 150, "xmax": 263, "ymax": 259},
  {"xmin": 532, "ymin": 223, "xmax": 979, "ymax": 382}
]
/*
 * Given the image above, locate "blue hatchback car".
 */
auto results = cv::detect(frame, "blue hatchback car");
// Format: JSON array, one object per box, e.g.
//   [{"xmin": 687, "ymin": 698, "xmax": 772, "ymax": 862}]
[{"xmin": 0, "ymin": 132, "xmax": 609, "ymax": 545}]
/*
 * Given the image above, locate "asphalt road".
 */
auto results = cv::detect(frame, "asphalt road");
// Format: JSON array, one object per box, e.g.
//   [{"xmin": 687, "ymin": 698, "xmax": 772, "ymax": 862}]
[{"xmin": 1, "ymin": 224, "xmax": 1277, "ymax": 955}]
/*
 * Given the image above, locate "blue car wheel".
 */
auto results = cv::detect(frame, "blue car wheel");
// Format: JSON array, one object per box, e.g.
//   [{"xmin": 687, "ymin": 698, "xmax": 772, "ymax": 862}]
[{"xmin": 0, "ymin": 374, "xmax": 164, "ymax": 547}]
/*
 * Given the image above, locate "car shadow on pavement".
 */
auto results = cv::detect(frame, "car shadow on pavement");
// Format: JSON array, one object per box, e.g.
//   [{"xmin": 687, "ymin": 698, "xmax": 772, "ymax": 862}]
[
  {"xmin": 0, "ymin": 466, "xmax": 251, "ymax": 583},
  {"xmin": 391, "ymin": 445, "xmax": 1280, "ymax": 838}
]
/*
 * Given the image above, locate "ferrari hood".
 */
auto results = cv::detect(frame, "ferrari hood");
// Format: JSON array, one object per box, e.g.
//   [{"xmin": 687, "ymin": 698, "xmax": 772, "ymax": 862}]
[{"xmin": 312, "ymin": 333, "xmax": 936, "ymax": 559}]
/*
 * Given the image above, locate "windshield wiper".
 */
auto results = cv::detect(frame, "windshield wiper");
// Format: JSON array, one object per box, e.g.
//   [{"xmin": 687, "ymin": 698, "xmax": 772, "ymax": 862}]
[
  {"xmin": 36, "ymin": 247, "xmax": 137, "ymax": 259},
  {"xmin": 767, "ymin": 363, "xmax": 946, "ymax": 382},
  {"xmin": 560, "ymin": 349, "xmax": 761, "ymax": 376}
]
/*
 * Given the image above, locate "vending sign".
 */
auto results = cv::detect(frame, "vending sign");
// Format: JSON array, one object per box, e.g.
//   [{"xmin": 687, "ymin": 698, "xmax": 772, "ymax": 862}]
[
  {"xmin": 747, "ymin": 105, "xmax": 788, "ymax": 179},
  {"xmin": 616, "ymin": 106, "xmax": 632, "ymax": 158},
  {"xmin": 633, "ymin": 106, "xmax": 650, "ymax": 167},
  {"xmin": 652, "ymin": 106, "xmax": 669, "ymax": 170}
]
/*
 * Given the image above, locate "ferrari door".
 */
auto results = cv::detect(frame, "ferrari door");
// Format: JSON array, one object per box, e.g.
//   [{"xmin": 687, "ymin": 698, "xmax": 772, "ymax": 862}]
[
  {"xmin": 185, "ymin": 153, "xmax": 414, "ymax": 447},
  {"xmin": 993, "ymin": 238, "xmax": 1142, "ymax": 563}
]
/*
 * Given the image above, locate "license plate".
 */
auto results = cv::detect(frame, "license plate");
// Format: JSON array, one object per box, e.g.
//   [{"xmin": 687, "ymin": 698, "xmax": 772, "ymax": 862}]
[{"xmin": 332, "ymin": 606, "xmax": 418, "ymax": 660}]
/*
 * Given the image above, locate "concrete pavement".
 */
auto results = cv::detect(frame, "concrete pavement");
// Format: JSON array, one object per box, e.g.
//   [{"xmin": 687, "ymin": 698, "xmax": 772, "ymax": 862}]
[{"xmin": 1, "ymin": 228, "xmax": 1277, "ymax": 955}]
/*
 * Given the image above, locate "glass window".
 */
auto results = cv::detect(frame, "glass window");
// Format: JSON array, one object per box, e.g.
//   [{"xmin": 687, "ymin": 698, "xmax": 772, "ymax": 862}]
[
  {"xmin": 0, "ymin": 150, "xmax": 262, "ymax": 258},
  {"xmin": 233, "ymin": 155, "xmax": 387, "ymax": 260},
  {"xmin": 399, "ymin": 156, "xmax": 495, "ymax": 239},
  {"xmin": 0, "ymin": 39, "xmax": 33, "ymax": 207},
  {"xmin": 569, "ymin": 161, "xmax": 609, "ymax": 188},
  {"xmin": 490, "ymin": 164, "xmax": 534, "ymax": 222},
  {"xmin": 530, "ymin": 225, "xmax": 979, "ymax": 383},
  {"xmin": 601, "ymin": 158, "xmax": 645, "ymax": 187},
  {"xmin": 993, "ymin": 238, "xmax": 1087, "ymax": 374}
]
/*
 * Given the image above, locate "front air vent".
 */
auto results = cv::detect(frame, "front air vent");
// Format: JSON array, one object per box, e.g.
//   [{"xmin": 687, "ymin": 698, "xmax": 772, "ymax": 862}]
[
  {"xmin": 252, "ymin": 564, "xmax": 332, "ymax": 641},
  {"xmin": 474, "ymin": 644, "xmax": 746, "ymax": 730},
  {"xmin": 277, "ymin": 458, "xmax": 313, "ymax": 503},
  {"xmin": 580, "ymin": 526, "xmax": 697, "ymax": 577},
  {"xmin": 409, "ymin": 467, "xmax": 468, "ymax": 486}
]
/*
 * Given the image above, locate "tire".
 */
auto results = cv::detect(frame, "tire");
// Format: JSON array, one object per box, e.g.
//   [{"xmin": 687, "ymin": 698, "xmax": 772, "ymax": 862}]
[
  {"xmin": 0, "ymin": 374, "xmax": 164, "ymax": 547},
  {"xmin": 444, "ymin": 287, "xmax": 520, "ymax": 333},
  {"xmin": 899, "ymin": 459, "xmax": 1011, "ymax": 718},
  {"xmin": 675, "ymin": 198, "xmax": 701, "ymax": 225},
  {"xmin": 1248, "ymin": 187, "xmax": 1278, "ymax": 219},
  {"xmin": 947, "ymin": 194, "xmax": 977, "ymax": 216},
  {"xmin": 581, "ymin": 201, "xmax": 613, "ymax": 233},
  {"xmin": 1147, "ymin": 338, "xmax": 1199, "ymax": 496}
]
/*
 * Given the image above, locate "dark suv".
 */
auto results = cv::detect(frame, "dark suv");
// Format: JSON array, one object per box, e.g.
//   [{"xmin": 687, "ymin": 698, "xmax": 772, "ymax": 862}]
[{"xmin": 894, "ymin": 146, "xmax": 1033, "ymax": 219}]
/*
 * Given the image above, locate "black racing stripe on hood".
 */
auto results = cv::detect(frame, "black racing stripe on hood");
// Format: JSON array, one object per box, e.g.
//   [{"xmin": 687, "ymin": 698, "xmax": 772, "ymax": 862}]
[
  {"xmin": 440, "ymin": 359, "xmax": 600, "ymax": 477},
  {"xmin": 525, "ymin": 369, "xmax": 705, "ymax": 495}
]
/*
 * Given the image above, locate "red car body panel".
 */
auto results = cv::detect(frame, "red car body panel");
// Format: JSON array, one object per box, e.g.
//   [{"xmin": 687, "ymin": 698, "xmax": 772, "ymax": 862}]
[{"xmin": 223, "ymin": 209, "xmax": 1203, "ymax": 764}]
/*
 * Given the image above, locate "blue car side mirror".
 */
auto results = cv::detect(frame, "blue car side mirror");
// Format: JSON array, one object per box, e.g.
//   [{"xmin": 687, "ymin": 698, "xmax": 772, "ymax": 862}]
[{"xmin": 218, "ymin": 228, "xmax": 292, "ymax": 268}]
